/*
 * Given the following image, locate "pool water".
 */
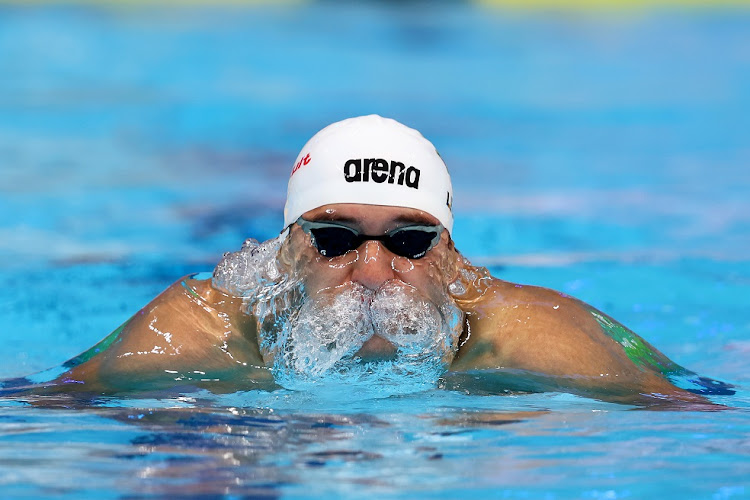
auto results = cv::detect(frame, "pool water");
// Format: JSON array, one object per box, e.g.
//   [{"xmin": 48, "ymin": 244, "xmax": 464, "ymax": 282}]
[{"xmin": 1, "ymin": 2, "xmax": 749, "ymax": 498}]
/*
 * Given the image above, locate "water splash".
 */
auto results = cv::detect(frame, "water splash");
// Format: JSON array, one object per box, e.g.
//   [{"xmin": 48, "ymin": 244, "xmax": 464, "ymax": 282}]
[
  {"xmin": 212, "ymin": 231, "xmax": 288, "ymax": 298},
  {"xmin": 211, "ymin": 233, "xmax": 466, "ymax": 396},
  {"xmin": 270, "ymin": 280, "xmax": 464, "ymax": 396}
]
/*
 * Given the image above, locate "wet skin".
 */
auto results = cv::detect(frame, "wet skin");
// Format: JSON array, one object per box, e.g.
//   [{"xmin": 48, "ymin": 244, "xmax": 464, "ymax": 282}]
[{"xmin": 52, "ymin": 204, "xmax": 709, "ymax": 406}]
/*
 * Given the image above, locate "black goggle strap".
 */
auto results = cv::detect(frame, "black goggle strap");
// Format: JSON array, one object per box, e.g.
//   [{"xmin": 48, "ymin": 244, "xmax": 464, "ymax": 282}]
[{"xmin": 296, "ymin": 218, "xmax": 443, "ymax": 258}]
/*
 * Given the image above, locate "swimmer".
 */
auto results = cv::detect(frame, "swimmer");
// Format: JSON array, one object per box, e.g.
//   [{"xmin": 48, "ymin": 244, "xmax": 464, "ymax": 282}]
[{"xmin": 17, "ymin": 115, "xmax": 733, "ymax": 406}]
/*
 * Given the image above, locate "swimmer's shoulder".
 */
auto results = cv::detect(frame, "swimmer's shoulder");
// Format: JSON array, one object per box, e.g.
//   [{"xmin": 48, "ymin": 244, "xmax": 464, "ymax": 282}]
[
  {"xmin": 60, "ymin": 274, "xmax": 264, "ymax": 391},
  {"xmin": 179, "ymin": 274, "xmax": 248, "ymax": 315},
  {"xmin": 455, "ymin": 279, "xmax": 638, "ymax": 376},
  {"xmin": 452, "ymin": 277, "xmax": 714, "ymax": 406},
  {"xmin": 150, "ymin": 274, "xmax": 257, "ymax": 341},
  {"xmin": 461, "ymin": 277, "xmax": 596, "ymax": 328},
  {"xmin": 494, "ymin": 280, "xmax": 598, "ymax": 327},
  {"xmin": 88, "ymin": 274, "xmax": 255, "ymax": 361}
]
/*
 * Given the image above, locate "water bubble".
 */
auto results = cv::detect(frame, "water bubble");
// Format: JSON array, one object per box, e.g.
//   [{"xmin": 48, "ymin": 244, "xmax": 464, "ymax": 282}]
[
  {"xmin": 448, "ymin": 280, "xmax": 466, "ymax": 297},
  {"xmin": 284, "ymin": 285, "xmax": 374, "ymax": 376},
  {"xmin": 263, "ymin": 278, "xmax": 463, "ymax": 396},
  {"xmin": 212, "ymin": 232, "xmax": 288, "ymax": 298},
  {"xmin": 212, "ymin": 231, "xmax": 471, "ymax": 398},
  {"xmin": 371, "ymin": 281, "xmax": 441, "ymax": 351}
]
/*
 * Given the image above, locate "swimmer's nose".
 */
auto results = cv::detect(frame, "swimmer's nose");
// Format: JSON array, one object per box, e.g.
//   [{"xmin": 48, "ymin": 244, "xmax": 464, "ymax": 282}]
[{"xmin": 350, "ymin": 240, "xmax": 396, "ymax": 291}]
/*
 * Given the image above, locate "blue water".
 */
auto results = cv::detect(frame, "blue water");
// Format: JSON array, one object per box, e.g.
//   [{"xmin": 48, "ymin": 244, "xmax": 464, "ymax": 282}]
[{"xmin": 1, "ymin": 3, "xmax": 749, "ymax": 498}]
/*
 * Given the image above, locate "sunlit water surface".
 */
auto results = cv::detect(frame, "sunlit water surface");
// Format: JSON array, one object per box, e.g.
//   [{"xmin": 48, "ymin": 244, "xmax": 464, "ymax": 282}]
[{"xmin": 1, "ymin": 3, "xmax": 749, "ymax": 498}]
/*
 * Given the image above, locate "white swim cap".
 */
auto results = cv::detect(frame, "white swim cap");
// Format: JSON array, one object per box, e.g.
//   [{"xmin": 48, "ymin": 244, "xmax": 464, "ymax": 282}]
[{"xmin": 283, "ymin": 115, "xmax": 454, "ymax": 233}]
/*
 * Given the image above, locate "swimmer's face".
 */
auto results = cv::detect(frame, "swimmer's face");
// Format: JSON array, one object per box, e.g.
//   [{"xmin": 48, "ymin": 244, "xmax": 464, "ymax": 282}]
[
  {"xmin": 279, "ymin": 203, "xmax": 461, "ymax": 361},
  {"xmin": 246, "ymin": 203, "xmax": 465, "ymax": 390},
  {"xmin": 284, "ymin": 203, "xmax": 459, "ymax": 307}
]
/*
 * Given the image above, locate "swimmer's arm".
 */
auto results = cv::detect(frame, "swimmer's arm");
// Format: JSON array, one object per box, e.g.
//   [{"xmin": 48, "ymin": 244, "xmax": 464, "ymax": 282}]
[
  {"xmin": 450, "ymin": 281, "xmax": 715, "ymax": 407},
  {"xmin": 49, "ymin": 276, "xmax": 271, "ymax": 393}
]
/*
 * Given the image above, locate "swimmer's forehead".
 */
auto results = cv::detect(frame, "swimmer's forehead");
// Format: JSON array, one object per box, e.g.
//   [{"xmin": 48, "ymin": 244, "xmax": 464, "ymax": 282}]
[{"xmin": 302, "ymin": 203, "xmax": 440, "ymax": 232}]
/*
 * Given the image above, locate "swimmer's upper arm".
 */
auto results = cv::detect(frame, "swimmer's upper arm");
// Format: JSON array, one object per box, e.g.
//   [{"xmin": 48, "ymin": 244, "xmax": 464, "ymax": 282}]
[{"xmin": 58, "ymin": 277, "xmax": 267, "ymax": 392}]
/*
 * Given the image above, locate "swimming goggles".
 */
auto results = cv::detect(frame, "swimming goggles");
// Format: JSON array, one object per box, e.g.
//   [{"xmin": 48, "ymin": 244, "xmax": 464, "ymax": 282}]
[{"xmin": 296, "ymin": 217, "xmax": 444, "ymax": 259}]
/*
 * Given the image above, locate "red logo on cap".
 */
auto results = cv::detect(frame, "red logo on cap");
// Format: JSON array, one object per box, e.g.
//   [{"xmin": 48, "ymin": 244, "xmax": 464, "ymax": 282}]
[{"xmin": 291, "ymin": 153, "xmax": 311, "ymax": 176}]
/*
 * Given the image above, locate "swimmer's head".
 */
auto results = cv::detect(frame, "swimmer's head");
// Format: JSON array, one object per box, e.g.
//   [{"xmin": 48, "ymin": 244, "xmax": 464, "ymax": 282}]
[
  {"xmin": 214, "ymin": 116, "xmax": 468, "ymax": 394},
  {"xmin": 283, "ymin": 115, "xmax": 454, "ymax": 233}
]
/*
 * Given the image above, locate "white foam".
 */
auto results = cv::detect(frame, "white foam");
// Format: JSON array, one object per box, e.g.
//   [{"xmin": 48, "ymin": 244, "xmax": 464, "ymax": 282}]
[
  {"xmin": 211, "ymin": 235, "xmax": 288, "ymax": 298},
  {"xmin": 371, "ymin": 281, "xmax": 441, "ymax": 353},
  {"xmin": 286, "ymin": 285, "xmax": 374, "ymax": 376},
  {"xmin": 267, "ymin": 279, "xmax": 464, "ymax": 395},
  {"xmin": 212, "ymin": 233, "xmax": 465, "ymax": 397}
]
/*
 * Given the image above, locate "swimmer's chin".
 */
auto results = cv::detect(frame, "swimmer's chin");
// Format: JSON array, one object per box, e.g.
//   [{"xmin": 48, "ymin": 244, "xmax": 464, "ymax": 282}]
[{"xmin": 354, "ymin": 334, "xmax": 397, "ymax": 362}]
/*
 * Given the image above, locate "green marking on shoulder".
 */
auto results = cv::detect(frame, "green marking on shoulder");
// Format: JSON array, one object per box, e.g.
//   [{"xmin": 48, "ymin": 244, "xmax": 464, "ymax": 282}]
[
  {"xmin": 62, "ymin": 319, "xmax": 130, "ymax": 369},
  {"xmin": 590, "ymin": 310, "xmax": 680, "ymax": 376},
  {"xmin": 181, "ymin": 279, "xmax": 202, "ymax": 300}
]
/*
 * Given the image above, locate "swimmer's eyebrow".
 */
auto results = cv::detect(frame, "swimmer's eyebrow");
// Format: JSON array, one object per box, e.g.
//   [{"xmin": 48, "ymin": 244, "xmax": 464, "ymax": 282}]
[
  {"xmin": 307, "ymin": 214, "xmax": 359, "ymax": 224},
  {"xmin": 391, "ymin": 214, "xmax": 439, "ymax": 226}
]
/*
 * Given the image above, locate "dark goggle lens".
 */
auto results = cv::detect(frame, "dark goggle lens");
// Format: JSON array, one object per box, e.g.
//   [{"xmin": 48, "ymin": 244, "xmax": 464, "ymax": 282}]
[
  {"xmin": 300, "ymin": 218, "xmax": 442, "ymax": 259},
  {"xmin": 382, "ymin": 229, "xmax": 438, "ymax": 259},
  {"xmin": 311, "ymin": 227, "xmax": 438, "ymax": 259},
  {"xmin": 309, "ymin": 227, "xmax": 360, "ymax": 257}
]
